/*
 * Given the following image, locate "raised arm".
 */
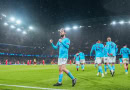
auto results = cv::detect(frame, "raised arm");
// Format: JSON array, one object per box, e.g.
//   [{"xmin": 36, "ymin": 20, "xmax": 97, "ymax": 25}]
[{"xmin": 50, "ymin": 39, "xmax": 58, "ymax": 50}]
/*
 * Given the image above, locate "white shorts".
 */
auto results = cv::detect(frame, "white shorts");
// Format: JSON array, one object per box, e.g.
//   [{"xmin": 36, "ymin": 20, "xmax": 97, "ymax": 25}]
[
  {"xmin": 95, "ymin": 57, "xmax": 103, "ymax": 64},
  {"xmin": 104, "ymin": 57, "xmax": 109, "ymax": 63},
  {"xmin": 123, "ymin": 58, "xmax": 129, "ymax": 64},
  {"xmin": 76, "ymin": 61, "xmax": 80, "ymax": 65},
  {"xmin": 109, "ymin": 56, "xmax": 116, "ymax": 63},
  {"xmin": 58, "ymin": 58, "xmax": 67, "ymax": 65},
  {"xmin": 80, "ymin": 59, "xmax": 85, "ymax": 63},
  {"xmin": 95, "ymin": 59, "xmax": 98, "ymax": 64}
]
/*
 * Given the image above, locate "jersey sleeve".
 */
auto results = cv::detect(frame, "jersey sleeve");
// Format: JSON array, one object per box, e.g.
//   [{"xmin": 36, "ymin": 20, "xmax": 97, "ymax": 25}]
[{"xmin": 51, "ymin": 41, "xmax": 59, "ymax": 50}]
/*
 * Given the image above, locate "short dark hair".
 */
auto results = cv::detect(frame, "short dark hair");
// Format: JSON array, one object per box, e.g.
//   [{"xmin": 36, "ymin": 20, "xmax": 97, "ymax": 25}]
[
  {"xmin": 96, "ymin": 40, "xmax": 100, "ymax": 42},
  {"xmin": 123, "ymin": 44, "xmax": 127, "ymax": 46}
]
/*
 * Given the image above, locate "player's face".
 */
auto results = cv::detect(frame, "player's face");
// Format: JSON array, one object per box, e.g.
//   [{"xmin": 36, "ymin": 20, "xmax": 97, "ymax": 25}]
[
  {"xmin": 107, "ymin": 37, "xmax": 111, "ymax": 41},
  {"xmin": 60, "ymin": 30, "xmax": 66, "ymax": 37},
  {"xmin": 124, "ymin": 45, "xmax": 127, "ymax": 47}
]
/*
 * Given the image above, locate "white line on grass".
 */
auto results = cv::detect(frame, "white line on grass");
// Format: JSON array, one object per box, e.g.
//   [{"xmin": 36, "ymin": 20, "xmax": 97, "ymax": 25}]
[{"xmin": 0, "ymin": 84, "xmax": 66, "ymax": 90}]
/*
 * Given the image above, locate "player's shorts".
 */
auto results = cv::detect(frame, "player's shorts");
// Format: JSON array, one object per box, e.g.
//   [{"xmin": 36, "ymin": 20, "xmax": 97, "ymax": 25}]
[
  {"xmin": 123, "ymin": 58, "xmax": 129, "ymax": 64},
  {"xmin": 108, "ymin": 56, "xmax": 116, "ymax": 63},
  {"xmin": 80, "ymin": 59, "xmax": 85, "ymax": 63},
  {"xmin": 95, "ymin": 59, "xmax": 98, "ymax": 64},
  {"xmin": 104, "ymin": 57, "xmax": 109, "ymax": 63},
  {"xmin": 58, "ymin": 58, "xmax": 67, "ymax": 65},
  {"xmin": 76, "ymin": 61, "xmax": 80, "ymax": 65},
  {"xmin": 95, "ymin": 57, "xmax": 103, "ymax": 64}
]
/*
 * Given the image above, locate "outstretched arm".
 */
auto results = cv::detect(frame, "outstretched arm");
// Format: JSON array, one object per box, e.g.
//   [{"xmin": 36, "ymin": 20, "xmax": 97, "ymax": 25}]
[{"xmin": 51, "ymin": 43, "xmax": 58, "ymax": 50}]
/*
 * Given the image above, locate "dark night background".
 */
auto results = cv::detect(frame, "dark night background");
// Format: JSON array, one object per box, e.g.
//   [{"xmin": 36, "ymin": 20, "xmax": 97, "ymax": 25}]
[{"xmin": 0, "ymin": 0, "xmax": 130, "ymax": 63}]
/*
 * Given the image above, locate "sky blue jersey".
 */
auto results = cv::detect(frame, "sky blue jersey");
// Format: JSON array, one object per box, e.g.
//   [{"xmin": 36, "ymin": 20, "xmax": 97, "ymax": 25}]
[
  {"xmin": 106, "ymin": 41, "xmax": 118, "ymax": 56},
  {"xmin": 120, "ymin": 47, "xmax": 130, "ymax": 58},
  {"xmin": 90, "ymin": 43, "xmax": 104, "ymax": 57},
  {"xmin": 119, "ymin": 58, "xmax": 122, "ymax": 62},
  {"xmin": 104, "ymin": 45, "xmax": 109, "ymax": 57},
  {"xmin": 74, "ymin": 54, "xmax": 80, "ymax": 61},
  {"xmin": 51, "ymin": 38, "xmax": 70, "ymax": 59},
  {"xmin": 79, "ymin": 52, "xmax": 85, "ymax": 60}
]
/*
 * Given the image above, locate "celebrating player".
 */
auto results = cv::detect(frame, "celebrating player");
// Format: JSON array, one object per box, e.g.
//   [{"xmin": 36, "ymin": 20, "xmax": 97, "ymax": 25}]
[
  {"xmin": 50, "ymin": 29, "xmax": 76, "ymax": 87},
  {"xmin": 79, "ymin": 51, "xmax": 85, "ymax": 71},
  {"xmin": 106, "ymin": 37, "xmax": 118, "ymax": 75},
  {"xmin": 120, "ymin": 44, "xmax": 130, "ymax": 74},
  {"xmin": 103, "ymin": 42, "xmax": 114, "ymax": 76},
  {"xmin": 74, "ymin": 53, "xmax": 80, "ymax": 71},
  {"xmin": 90, "ymin": 40, "xmax": 104, "ymax": 77}
]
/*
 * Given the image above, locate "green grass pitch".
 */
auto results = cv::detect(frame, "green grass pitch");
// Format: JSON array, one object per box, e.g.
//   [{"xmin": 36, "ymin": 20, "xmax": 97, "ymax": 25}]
[{"xmin": 0, "ymin": 64, "xmax": 130, "ymax": 90}]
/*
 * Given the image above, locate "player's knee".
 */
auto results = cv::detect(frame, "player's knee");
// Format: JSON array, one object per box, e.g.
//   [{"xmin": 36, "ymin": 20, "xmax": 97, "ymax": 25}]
[
  {"xmin": 62, "ymin": 67, "xmax": 68, "ymax": 72},
  {"xmin": 59, "ymin": 68, "xmax": 62, "ymax": 72}
]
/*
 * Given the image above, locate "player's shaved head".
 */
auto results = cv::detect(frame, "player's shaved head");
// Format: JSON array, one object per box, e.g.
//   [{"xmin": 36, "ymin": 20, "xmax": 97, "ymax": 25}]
[{"xmin": 107, "ymin": 37, "xmax": 111, "ymax": 41}]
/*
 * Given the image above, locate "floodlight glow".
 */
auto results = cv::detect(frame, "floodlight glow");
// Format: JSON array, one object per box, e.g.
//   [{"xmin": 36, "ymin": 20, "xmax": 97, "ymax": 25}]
[
  {"xmin": 10, "ymin": 17, "xmax": 15, "ymax": 22},
  {"xmin": 16, "ymin": 20, "xmax": 21, "ymax": 24},
  {"xmin": 128, "ymin": 21, "xmax": 130, "ymax": 24},
  {"xmin": 119, "ymin": 21, "xmax": 124, "ymax": 25},
  {"xmin": 73, "ymin": 26, "xmax": 78, "ymax": 30},
  {"xmin": 4, "ymin": 22, "xmax": 8, "ymax": 26},
  {"xmin": 17, "ymin": 28, "xmax": 21, "ymax": 31},
  {"xmin": 22, "ymin": 31, "xmax": 27, "ymax": 34},
  {"xmin": 10, "ymin": 25, "xmax": 15, "ymax": 29},
  {"xmin": 29, "ymin": 26, "xmax": 33, "ymax": 30},
  {"xmin": 111, "ymin": 21, "xmax": 116, "ymax": 25},
  {"xmin": 65, "ymin": 27, "xmax": 71, "ymax": 31}
]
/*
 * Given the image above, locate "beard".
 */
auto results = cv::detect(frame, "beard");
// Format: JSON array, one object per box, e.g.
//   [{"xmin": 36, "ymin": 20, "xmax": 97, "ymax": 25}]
[{"xmin": 60, "ymin": 35, "xmax": 64, "ymax": 38}]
